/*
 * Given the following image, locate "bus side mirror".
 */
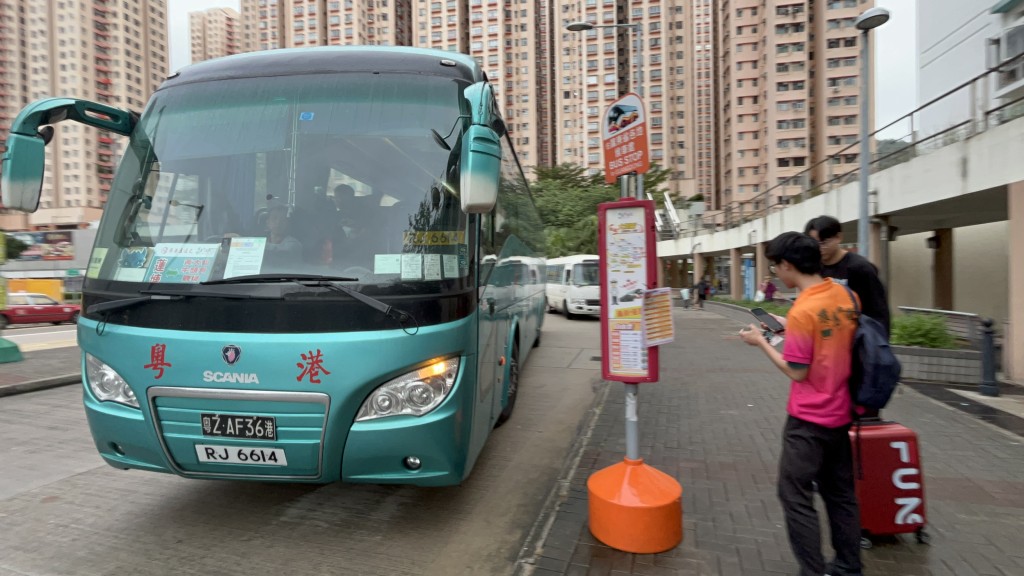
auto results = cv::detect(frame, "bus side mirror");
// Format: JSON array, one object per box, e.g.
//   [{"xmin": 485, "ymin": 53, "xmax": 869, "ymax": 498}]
[
  {"xmin": 1, "ymin": 133, "xmax": 47, "ymax": 212},
  {"xmin": 460, "ymin": 124, "xmax": 501, "ymax": 214},
  {"xmin": 1, "ymin": 97, "xmax": 135, "ymax": 213}
]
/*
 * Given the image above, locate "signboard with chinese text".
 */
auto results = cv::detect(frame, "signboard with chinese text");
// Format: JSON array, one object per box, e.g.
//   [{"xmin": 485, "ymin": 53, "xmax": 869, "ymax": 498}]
[
  {"xmin": 642, "ymin": 287, "xmax": 675, "ymax": 347},
  {"xmin": 601, "ymin": 93, "xmax": 651, "ymax": 184},
  {"xmin": 143, "ymin": 243, "xmax": 219, "ymax": 284},
  {"xmin": 598, "ymin": 198, "xmax": 660, "ymax": 382}
]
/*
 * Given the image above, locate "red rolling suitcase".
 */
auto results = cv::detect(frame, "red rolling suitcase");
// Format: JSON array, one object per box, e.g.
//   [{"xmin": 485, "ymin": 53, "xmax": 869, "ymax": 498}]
[{"xmin": 848, "ymin": 419, "xmax": 929, "ymax": 547}]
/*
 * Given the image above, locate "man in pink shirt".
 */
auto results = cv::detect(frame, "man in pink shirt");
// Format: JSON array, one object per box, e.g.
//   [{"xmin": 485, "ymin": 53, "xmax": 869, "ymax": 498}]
[{"xmin": 739, "ymin": 231, "xmax": 862, "ymax": 576}]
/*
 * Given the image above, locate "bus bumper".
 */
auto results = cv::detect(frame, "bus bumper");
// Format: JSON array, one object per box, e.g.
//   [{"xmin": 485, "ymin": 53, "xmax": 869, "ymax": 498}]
[
  {"xmin": 341, "ymin": 396, "xmax": 469, "ymax": 486},
  {"xmin": 84, "ymin": 389, "xmax": 176, "ymax": 474}
]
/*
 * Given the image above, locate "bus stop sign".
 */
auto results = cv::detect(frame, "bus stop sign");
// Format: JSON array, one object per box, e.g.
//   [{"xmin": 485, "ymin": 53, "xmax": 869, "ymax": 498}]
[{"xmin": 602, "ymin": 93, "xmax": 650, "ymax": 184}]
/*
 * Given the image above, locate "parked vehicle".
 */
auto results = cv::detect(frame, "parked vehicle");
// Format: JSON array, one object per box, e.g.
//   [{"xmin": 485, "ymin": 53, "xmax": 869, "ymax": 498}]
[
  {"xmin": 0, "ymin": 47, "xmax": 545, "ymax": 485},
  {"xmin": 545, "ymin": 255, "xmax": 600, "ymax": 319},
  {"xmin": 0, "ymin": 292, "xmax": 80, "ymax": 329}
]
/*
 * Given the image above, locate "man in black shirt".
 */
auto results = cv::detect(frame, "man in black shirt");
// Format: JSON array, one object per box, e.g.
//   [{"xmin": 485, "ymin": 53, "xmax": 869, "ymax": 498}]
[{"xmin": 804, "ymin": 216, "xmax": 891, "ymax": 335}]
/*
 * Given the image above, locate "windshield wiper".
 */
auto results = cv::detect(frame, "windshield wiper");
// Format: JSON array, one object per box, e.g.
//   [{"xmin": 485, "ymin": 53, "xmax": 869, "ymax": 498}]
[
  {"xmin": 202, "ymin": 273, "xmax": 358, "ymax": 285},
  {"xmin": 200, "ymin": 274, "xmax": 411, "ymax": 325},
  {"xmin": 293, "ymin": 279, "xmax": 419, "ymax": 335},
  {"xmin": 86, "ymin": 287, "xmax": 260, "ymax": 316}
]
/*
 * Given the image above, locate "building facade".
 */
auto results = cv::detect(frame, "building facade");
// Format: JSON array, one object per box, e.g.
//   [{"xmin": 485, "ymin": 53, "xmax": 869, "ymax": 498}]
[
  {"xmin": 0, "ymin": 0, "xmax": 168, "ymax": 231},
  {"xmin": 190, "ymin": 7, "xmax": 241, "ymax": 64},
  {"xmin": 713, "ymin": 0, "xmax": 874, "ymax": 221},
  {"xmin": 230, "ymin": 0, "xmax": 412, "ymax": 53}
]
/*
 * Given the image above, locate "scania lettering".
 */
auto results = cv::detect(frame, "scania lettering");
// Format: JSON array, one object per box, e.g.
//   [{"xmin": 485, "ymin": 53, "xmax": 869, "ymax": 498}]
[
  {"xmin": 1, "ymin": 47, "xmax": 545, "ymax": 484},
  {"xmin": 202, "ymin": 371, "xmax": 260, "ymax": 384}
]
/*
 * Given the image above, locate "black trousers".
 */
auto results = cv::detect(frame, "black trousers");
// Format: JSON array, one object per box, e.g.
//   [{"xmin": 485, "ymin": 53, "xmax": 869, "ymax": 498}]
[{"xmin": 778, "ymin": 415, "xmax": 862, "ymax": 576}]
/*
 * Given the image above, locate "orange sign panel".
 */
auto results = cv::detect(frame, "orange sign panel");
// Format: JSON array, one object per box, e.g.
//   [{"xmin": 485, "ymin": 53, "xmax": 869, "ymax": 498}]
[{"xmin": 602, "ymin": 93, "xmax": 651, "ymax": 184}]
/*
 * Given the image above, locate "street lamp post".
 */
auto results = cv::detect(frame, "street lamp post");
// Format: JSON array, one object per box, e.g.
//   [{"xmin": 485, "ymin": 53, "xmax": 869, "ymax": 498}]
[
  {"xmin": 566, "ymin": 20, "xmax": 643, "ymax": 200},
  {"xmin": 854, "ymin": 7, "xmax": 890, "ymax": 260}
]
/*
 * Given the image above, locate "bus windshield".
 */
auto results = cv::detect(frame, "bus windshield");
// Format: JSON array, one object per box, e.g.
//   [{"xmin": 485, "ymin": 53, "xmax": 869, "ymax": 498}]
[
  {"xmin": 572, "ymin": 263, "xmax": 600, "ymax": 286},
  {"xmin": 90, "ymin": 72, "xmax": 471, "ymax": 295}
]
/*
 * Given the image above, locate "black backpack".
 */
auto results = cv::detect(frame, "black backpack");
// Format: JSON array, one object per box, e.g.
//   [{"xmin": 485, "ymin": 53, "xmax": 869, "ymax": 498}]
[{"xmin": 843, "ymin": 285, "xmax": 901, "ymax": 410}]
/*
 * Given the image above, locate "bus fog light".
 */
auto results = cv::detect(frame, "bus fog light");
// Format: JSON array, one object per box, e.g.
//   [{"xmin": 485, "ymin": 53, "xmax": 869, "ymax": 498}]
[
  {"xmin": 356, "ymin": 357, "xmax": 459, "ymax": 421},
  {"xmin": 86, "ymin": 354, "xmax": 139, "ymax": 408},
  {"xmin": 404, "ymin": 456, "xmax": 422, "ymax": 470}
]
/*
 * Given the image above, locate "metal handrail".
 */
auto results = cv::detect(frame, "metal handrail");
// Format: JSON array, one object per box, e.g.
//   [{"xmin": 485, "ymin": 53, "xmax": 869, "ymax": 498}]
[{"xmin": 673, "ymin": 50, "xmax": 1024, "ymax": 235}]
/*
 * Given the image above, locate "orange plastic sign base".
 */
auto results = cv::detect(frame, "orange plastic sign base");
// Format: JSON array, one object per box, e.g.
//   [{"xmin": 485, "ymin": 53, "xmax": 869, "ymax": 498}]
[{"xmin": 587, "ymin": 458, "xmax": 683, "ymax": 553}]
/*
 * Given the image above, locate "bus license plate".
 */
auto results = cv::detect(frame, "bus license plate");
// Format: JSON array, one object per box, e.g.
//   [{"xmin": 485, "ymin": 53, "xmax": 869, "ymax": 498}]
[
  {"xmin": 195, "ymin": 445, "xmax": 288, "ymax": 466},
  {"xmin": 201, "ymin": 413, "xmax": 276, "ymax": 440}
]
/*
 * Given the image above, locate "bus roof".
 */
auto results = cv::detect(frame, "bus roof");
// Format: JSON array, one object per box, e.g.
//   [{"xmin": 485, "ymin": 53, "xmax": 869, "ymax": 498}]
[
  {"xmin": 546, "ymin": 254, "xmax": 600, "ymax": 266},
  {"xmin": 163, "ymin": 47, "xmax": 482, "ymax": 90}
]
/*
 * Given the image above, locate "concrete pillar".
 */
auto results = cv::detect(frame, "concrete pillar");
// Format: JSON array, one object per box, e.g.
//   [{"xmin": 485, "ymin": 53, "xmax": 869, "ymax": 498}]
[
  {"xmin": 693, "ymin": 252, "xmax": 704, "ymax": 285},
  {"xmin": 755, "ymin": 242, "xmax": 769, "ymax": 289},
  {"xmin": 869, "ymin": 220, "xmax": 883, "ymax": 269},
  {"xmin": 1008, "ymin": 182, "xmax": 1024, "ymax": 382},
  {"xmin": 933, "ymin": 228, "xmax": 954, "ymax": 310},
  {"xmin": 657, "ymin": 258, "xmax": 666, "ymax": 289},
  {"xmin": 730, "ymin": 248, "xmax": 743, "ymax": 301}
]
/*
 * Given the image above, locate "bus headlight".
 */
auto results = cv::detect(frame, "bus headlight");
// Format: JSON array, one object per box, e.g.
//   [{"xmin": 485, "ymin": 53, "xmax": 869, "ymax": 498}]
[
  {"xmin": 85, "ymin": 353, "xmax": 139, "ymax": 408},
  {"xmin": 356, "ymin": 357, "xmax": 459, "ymax": 421},
  {"xmin": 571, "ymin": 298, "xmax": 587, "ymax": 306}
]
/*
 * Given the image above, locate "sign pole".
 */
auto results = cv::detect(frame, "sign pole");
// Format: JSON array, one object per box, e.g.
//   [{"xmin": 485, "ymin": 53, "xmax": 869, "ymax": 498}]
[{"xmin": 589, "ymin": 198, "xmax": 681, "ymax": 554}]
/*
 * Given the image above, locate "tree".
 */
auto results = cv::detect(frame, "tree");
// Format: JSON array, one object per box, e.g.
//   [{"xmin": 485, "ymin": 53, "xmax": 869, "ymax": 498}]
[
  {"xmin": 530, "ymin": 163, "xmax": 670, "ymax": 256},
  {"xmin": 876, "ymin": 138, "xmax": 913, "ymax": 171},
  {"xmin": 3, "ymin": 234, "xmax": 28, "ymax": 261}
]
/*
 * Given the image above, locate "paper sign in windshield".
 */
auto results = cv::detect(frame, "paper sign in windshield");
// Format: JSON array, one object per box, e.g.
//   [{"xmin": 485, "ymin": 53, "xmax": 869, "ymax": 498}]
[
  {"xmin": 403, "ymin": 231, "xmax": 466, "ymax": 246},
  {"xmin": 223, "ymin": 238, "xmax": 266, "ymax": 279},
  {"xmin": 145, "ymin": 243, "xmax": 220, "ymax": 283}
]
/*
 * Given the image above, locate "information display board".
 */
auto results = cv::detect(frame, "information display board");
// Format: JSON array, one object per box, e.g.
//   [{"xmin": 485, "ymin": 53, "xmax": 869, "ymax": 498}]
[{"xmin": 598, "ymin": 198, "xmax": 660, "ymax": 382}]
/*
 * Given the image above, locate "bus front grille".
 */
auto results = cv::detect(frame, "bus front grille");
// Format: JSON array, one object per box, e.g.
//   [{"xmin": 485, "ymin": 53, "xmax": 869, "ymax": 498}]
[{"xmin": 147, "ymin": 387, "xmax": 330, "ymax": 480}]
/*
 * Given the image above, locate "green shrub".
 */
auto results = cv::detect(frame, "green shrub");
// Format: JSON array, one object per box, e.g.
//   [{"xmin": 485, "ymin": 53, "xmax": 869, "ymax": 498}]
[
  {"xmin": 711, "ymin": 296, "xmax": 792, "ymax": 317},
  {"xmin": 890, "ymin": 313, "xmax": 955, "ymax": 349}
]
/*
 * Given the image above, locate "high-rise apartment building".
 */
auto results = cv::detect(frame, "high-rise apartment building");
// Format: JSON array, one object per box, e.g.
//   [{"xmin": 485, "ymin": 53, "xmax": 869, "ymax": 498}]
[
  {"xmin": 692, "ymin": 0, "xmax": 718, "ymax": 208},
  {"xmin": 409, "ymin": 0, "xmax": 552, "ymax": 171},
  {"xmin": 234, "ymin": 0, "xmax": 411, "ymax": 54},
  {"xmin": 714, "ymin": 0, "xmax": 874, "ymax": 219},
  {"xmin": 190, "ymin": 7, "xmax": 241, "ymax": 65},
  {"xmin": 553, "ymin": 1, "xmax": 696, "ymax": 197},
  {"xmin": 0, "ymin": 0, "xmax": 168, "ymax": 231}
]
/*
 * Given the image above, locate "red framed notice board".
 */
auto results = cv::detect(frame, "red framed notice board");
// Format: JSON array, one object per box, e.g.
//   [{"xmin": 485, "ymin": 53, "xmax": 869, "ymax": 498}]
[{"xmin": 598, "ymin": 198, "xmax": 660, "ymax": 383}]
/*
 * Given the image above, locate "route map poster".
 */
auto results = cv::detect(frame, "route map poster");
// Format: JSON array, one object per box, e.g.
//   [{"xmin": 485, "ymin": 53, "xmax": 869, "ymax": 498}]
[{"xmin": 598, "ymin": 199, "xmax": 660, "ymax": 383}]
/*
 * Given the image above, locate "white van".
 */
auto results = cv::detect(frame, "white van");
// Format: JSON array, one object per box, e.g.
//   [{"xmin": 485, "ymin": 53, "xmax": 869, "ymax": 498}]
[{"xmin": 545, "ymin": 254, "xmax": 601, "ymax": 319}]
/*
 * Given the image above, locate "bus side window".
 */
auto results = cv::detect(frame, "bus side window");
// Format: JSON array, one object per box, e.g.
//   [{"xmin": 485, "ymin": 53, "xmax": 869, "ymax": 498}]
[{"xmin": 563, "ymin": 269, "xmax": 571, "ymax": 285}]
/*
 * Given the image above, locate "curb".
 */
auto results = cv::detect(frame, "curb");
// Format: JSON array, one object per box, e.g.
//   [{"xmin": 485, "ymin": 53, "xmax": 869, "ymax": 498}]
[
  {"xmin": 0, "ymin": 374, "xmax": 80, "ymax": 398},
  {"xmin": 514, "ymin": 377, "xmax": 612, "ymax": 576}
]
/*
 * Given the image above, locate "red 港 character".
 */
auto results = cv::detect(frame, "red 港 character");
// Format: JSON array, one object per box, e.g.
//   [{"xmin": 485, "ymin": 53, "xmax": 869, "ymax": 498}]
[{"xmin": 296, "ymin": 349, "xmax": 331, "ymax": 384}]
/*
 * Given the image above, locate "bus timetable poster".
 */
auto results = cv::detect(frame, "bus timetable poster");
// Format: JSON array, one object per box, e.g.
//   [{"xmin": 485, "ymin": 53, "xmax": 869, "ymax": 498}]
[{"xmin": 597, "ymin": 198, "xmax": 660, "ymax": 383}]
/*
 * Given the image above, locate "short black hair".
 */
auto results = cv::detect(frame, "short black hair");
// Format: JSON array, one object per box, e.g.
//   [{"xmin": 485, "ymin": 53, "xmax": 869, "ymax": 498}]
[
  {"xmin": 804, "ymin": 215, "xmax": 842, "ymax": 241},
  {"xmin": 766, "ymin": 232, "xmax": 822, "ymax": 275}
]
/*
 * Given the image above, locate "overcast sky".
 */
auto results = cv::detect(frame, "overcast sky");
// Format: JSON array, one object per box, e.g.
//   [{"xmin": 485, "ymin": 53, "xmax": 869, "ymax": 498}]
[{"xmin": 167, "ymin": 0, "xmax": 918, "ymax": 130}]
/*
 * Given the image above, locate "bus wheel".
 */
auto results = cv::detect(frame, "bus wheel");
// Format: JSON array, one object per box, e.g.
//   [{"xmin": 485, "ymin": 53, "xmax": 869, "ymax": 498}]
[
  {"xmin": 495, "ymin": 341, "xmax": 519, "ymax": 427},
  {"xmin": 562, "ymin": 300, "xmax": 575, "ymax": 320}
]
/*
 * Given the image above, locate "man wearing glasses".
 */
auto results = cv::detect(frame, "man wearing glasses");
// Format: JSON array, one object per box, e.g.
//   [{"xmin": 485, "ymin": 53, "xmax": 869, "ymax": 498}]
[{"xmin": 804, "ymin": 215, "xmax": 890, "ymax": 335}]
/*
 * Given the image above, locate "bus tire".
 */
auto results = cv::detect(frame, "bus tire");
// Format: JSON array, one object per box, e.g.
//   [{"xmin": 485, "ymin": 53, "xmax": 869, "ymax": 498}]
[
  {"xmin": 495, "ymin": 340, "xmax": 519, "ymax": 427},
  {"xmin": 562, "ymin": 300, "xmax": 575, "ymax": 320}
]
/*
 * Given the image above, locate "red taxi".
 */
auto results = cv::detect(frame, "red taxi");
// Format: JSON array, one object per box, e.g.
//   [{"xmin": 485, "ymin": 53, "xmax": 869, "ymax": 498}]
[{"xmin": 0, "ymin": 292, "xmax": 80, "ymax": 329}]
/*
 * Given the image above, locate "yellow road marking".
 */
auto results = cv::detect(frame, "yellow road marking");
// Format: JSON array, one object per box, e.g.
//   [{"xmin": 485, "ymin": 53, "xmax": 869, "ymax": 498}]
[{"xmin": 17, "ymin": 339, "xmax": 79, "ymax": 352}]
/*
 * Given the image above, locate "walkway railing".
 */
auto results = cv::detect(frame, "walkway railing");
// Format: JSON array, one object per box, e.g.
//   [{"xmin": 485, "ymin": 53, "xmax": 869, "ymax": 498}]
[{"xmin": 669, "ymin": 51, "xmax": 1024, "ymax": 237}]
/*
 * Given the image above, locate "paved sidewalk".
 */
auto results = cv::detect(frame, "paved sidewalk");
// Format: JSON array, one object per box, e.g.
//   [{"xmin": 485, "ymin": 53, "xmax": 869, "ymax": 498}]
[
  {"xmin": 0, "ymin": 345, "xmax": 80, "ymax": 398},
  {"xmin": 519, "ymin": 308, "xmax": 1024, "ymax": 576}
]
